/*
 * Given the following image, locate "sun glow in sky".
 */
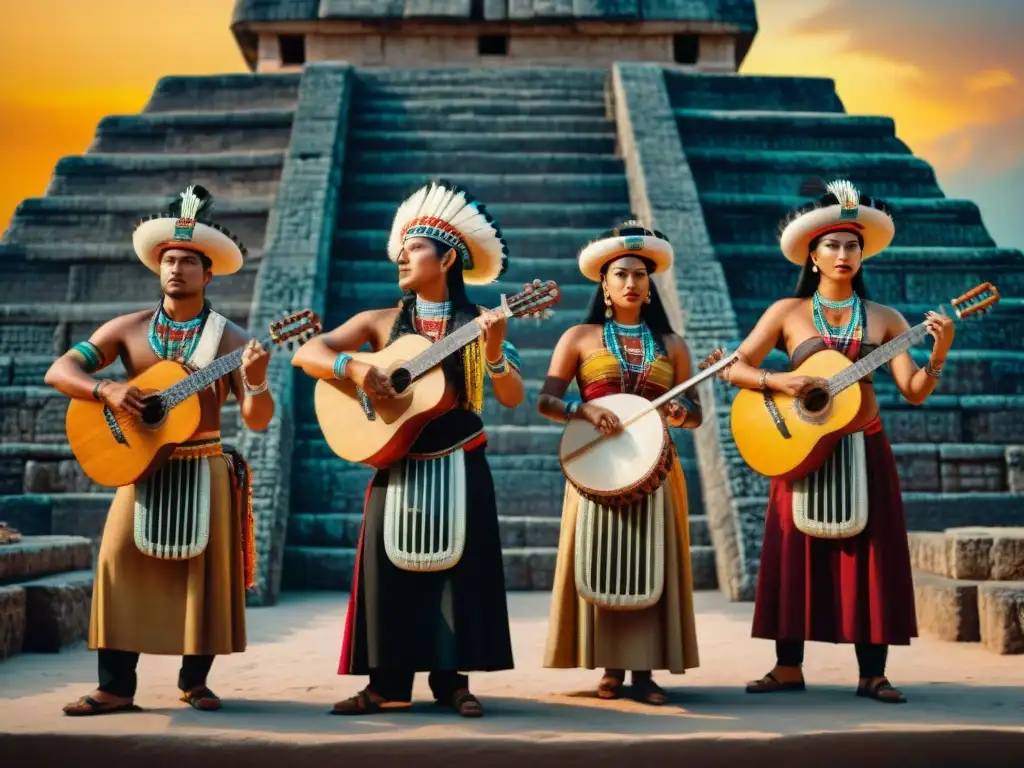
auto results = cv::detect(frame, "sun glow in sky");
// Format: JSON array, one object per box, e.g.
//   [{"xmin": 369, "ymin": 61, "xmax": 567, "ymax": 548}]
[{"xmin": 0, "ymin": 0, "xmax": 1020, "ymax": 250}]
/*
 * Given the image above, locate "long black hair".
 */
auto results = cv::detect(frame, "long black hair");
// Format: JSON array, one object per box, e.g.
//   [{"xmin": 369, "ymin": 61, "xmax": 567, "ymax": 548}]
[{"xmin": 582, "ymin": 255, "xmax": 678, "ymax": 349}]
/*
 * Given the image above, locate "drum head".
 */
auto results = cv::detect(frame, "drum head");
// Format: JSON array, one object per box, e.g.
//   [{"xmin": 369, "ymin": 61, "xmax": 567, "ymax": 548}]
[{"xmin": 558, "ymin": 393, "xmax": 667, "ymax": 495}]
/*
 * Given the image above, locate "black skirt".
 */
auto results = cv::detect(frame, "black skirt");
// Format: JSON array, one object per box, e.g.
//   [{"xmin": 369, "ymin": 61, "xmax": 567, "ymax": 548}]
[{"xmin": 338, "ymin": 409, "xmax": 515, "ymax": 674}]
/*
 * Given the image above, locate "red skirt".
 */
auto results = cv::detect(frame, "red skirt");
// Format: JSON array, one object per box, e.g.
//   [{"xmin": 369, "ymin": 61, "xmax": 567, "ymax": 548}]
[{"xmin": 751, "ymin": 420, "xmax": 918, "ymax": 646}]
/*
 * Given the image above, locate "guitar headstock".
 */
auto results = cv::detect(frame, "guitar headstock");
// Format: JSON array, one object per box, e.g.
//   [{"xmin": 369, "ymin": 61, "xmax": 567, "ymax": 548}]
[
  {"xmin": 270, "ymin": 309, "xmax": 322, "ymax": 350},
  {"xmin": 951, "ymin": 283, "xmax": 1000, "ymax": 319},
  {"xmin": 503, "ymin": 280, "xmax": 561, "ymax": 321}
]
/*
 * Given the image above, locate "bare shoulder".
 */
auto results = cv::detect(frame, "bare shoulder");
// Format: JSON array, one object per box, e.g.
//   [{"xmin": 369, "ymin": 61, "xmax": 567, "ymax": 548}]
[
  {"xmin": 864, "ymin": 300, "xmax": 907, "ymax": 330},
  {"xmin": 768, "ymin": 297, "xmax": 805, "ymax": 317},
  {"xmin": 109, "ymin": 309, "xmax": 154, "ymax": 337}
]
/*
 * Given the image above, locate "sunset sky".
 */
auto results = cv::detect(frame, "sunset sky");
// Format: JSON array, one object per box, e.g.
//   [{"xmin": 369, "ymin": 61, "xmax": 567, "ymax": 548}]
[{"xmin": 1, "ymin": 0, "xmax": 1020, "ymax": 251}]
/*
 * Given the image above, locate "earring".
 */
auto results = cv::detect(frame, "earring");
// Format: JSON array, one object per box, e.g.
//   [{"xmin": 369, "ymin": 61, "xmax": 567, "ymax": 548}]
[
  {"xmin": 812, "ymin": 264, "xmax": 818, "ymax": 273},
  {"xmin": 644, "ymin": 293, "xmax": 651, "ymax": 304},
  {"xmin": 604, "ymin": 292, "xmax": 613, "ymax": 319}
]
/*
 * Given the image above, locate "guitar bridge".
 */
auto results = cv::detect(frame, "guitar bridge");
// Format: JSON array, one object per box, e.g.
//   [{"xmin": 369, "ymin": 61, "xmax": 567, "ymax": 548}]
[
  {"xmin": 762, "ymin": 392, "xmax": 791, "ymax": 439},
  {"xmin": 103, "ymin": 406, "xmax": 130, "ymax": 445}
]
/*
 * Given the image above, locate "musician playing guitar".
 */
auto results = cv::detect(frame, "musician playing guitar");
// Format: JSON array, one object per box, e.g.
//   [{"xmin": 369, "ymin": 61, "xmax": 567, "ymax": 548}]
[
  {"xmin": 45, "ymin": 185, "xmax": 275, "ymax": 716},
  {"xmin": 701, "ymin": 179, "xmax": 956, "ymax": 705},
  {"xmin": 292, "ymin": 180, "xmax": 521, "ymax": 719},
  {"xmin": 535, "ymin": 221, "xmax": 703, "ymax": 706}
]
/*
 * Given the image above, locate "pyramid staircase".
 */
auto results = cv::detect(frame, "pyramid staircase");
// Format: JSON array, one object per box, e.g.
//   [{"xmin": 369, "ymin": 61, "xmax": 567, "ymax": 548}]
[
  {"xmin": 663, "ymin": 70, "xmax": 1024, "ymax": 608},
  {"xmin": 0, "ymin": 73, "xmax": 301, "ymax": 566},
  {"xmin": 282, "ymin": 67, "xmax": 718, "ymax": 592}
]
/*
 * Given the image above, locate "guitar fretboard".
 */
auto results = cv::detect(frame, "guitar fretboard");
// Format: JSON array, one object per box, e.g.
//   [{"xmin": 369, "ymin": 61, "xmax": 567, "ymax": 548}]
[
  {"xmin": 161, "ymin": 337, "xmax": 268, "ymax": 407},
  {"xmin": 406, "ymin": 322, "xmax": 483, "ymax": 378},
  {"xmin": 827, "ymin": 322, "xmax": 929, "ymax": 395}
]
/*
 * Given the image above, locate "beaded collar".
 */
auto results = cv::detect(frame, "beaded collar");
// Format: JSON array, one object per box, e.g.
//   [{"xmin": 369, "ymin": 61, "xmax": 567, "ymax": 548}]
[{"xmin": 148, "ymin": 299, "xmax": 211, "ymax": 363}]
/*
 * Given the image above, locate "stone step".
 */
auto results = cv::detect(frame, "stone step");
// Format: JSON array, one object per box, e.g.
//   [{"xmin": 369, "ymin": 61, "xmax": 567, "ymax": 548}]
[
  {"xmin": 20, "ymin": 569, "xmax": 93, "ymax": 653},
  {"xmin": 665, "ymin": 72, "xmax": 844, "ymax": 113},
  {"xmin": 359, "ymin": 97, "xmax": 607, "ymax": 117},
  {"xmin": 348, "ymin": 131, "xmax": 616, "ymax": 155},
  {"xmin": 715, "ymin": 245, "xmax": 1024, "ymax": 307},
  {"xmin": 738, "ymin": 493, "xmax": 1024, "ymax": 532},
  {"xmin": 345, "ymin": 150, "xmax": 625, "ymax": 175},
  {"xmin": 699, "ymin": 193, "xmax": 995, "ymax": 249},
  {"xmin": 685, "ymin": 149, "xmax": 942, "ymax": 198},
  {"xmin": 355, "ymin": 67, "xmax": 609, "ymax": 89},
  {"xmin": 0, "ymin": 379, "xmax": 246, "ymax": 444},
  {"xmin": 5, "ymin": 195, "xmax": 272, "ymax": 252},
  {"xmin": 340, "ymin": 173, "xmax": 628, "ymax": 205},
  {"xmin": 47, "ymin": 151, "xmax": 286, "ymax": 197},
  {"xmin": 891, "ymin": 443, "xmax": 1019, "ymax": 494},
  {"xmin": 909, "ymin": 527, "xmax": 1024, "ymax": 581},
  {"xmin": 912, "ymin": 569, "xmax": 1024, "ymax": 654},
  {"xmin": 0, "ymin": 535, "xmax": 93, "ymax": 587},
  {"xmin": 0, "ymin": 584, "xmax": 25, "ymax": 659},
  {"xmin": 91, "ymin": 109, "xmax": 295, "ymax": 153},
  {"xmin": 731, "ymin": 298, "xmax": 1024, "ymax": 351},
  {"xmin": 337, "ymin": 201, "xmax": 628, "ymax": 232},
  {"xmin": 356, "ymin": 84, "xmax": 606, "ymax": 103},
  {"xmin": 281, "ymin": 544, "xmax": 718, "ymax": 592},
  {"xmin": 143, "ymin": 73, "xmax": 302, "ymax": 113},
  {"xmin": 285, "ymin": 512, "xmax": 712, "ymax": 551},
  {"xmin": 0, "ymin": 258, "xmax": 260, "ymax": 306},
  {"xmin": 325, "ymin": 279, "xmax": 594, "ymax": 313},
  {"xmin": 333, "ymin": 228, "xmax": 597, "ymax": 262},
  {"xmin": 329, "ymin": 254, "xmax": 594, "ymax": 289},
  {"xmin": 0, "ymin": 240, "xmax": 264, "ymax": 266},
  {"xmin": 675, "ymin": 109, "xmax": 910, "ymax": 154},
  {"xmin": 353, "ymin": 113, "xmax": 615, "ymax": 135},
  {"xmin": 0, "ymin": 442, "xmax": 103, "ymax": 495}
]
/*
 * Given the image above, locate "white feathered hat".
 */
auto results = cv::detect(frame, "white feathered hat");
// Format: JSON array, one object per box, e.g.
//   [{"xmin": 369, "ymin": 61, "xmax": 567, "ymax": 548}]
[
  {"xmin": 387, "ymin": 179, "xmax": 508, "ymax": 286},
  {"xmin": 779, "ymin": 179, "xmax": 895, "ymax": 266},
  {"xmin": 578, "ymin": 219, "xmax": 673, "ymax": 282},
  {"xmin": 132, "ymin": 184, "xmax": 245, "ymax": 275}
]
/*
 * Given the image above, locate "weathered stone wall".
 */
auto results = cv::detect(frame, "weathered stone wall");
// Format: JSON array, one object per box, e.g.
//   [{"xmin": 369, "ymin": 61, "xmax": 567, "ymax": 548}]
[
  {"xmin": 240, "ymin": 63, "xmax": 353, "ymax": 607},
  {"xmin": 611, "ymin": 61, "xmax": 755, "ymax": 600}
]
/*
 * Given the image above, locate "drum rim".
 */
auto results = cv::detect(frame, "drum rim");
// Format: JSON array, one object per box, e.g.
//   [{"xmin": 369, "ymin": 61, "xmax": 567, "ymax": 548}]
[{"xmin": 559, "ymin": 423, "xmax": 672, "ymax": 499}]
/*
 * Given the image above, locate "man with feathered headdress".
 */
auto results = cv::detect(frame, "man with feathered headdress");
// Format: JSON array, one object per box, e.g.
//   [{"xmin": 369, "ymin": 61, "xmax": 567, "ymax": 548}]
[
  {"xmin": 45, "ymin": 185, "xmax": 275, "ymax": 715},
  {"xmin": 293, "ymin": 179, "xmax": 524, "ymax": 718}
]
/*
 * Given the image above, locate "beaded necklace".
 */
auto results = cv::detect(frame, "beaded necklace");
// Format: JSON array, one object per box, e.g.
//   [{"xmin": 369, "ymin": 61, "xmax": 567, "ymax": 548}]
[
  {"xmin": 148, "ymin": 299, "xmax": 210, "ymax": 363},
  {"xmin": 603, "ymin": 320, "xmax": 656, "ymax": 395},
  {"xmin": 414, "ymin": 296, "xmax": 451, "ymax": 342},
  {"xmin": 812, "ymin": 291, "xmax": 863, "ymax": 355}
]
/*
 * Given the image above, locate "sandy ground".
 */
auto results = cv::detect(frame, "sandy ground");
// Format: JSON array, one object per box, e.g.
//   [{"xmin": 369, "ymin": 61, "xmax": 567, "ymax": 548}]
[{"xmin": 1, "ymin": 591, "xmax": 1023, "ymax": 767}]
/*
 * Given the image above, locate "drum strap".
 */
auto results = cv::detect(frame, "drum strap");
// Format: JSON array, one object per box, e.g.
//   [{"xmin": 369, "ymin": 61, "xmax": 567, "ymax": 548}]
[
  {"xmin": 792, "ymin": 431, "xmax": 869, "ymax": 539},
  {"xmin": 383, "ymin": 449, "xmax": 467, "ymax": 572}
]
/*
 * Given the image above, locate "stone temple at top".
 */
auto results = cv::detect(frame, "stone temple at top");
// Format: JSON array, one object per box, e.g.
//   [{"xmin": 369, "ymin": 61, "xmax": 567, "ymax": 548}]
[{"xmin": 1, "ymin": 0, "xmax": 1021, "ymax": 660}]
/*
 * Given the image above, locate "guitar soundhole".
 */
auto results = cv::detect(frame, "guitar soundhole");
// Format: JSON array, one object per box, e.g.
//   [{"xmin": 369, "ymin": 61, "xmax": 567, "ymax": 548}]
[
  {"xmin": 391, "ymin": 367, "xmax": 412, "ymax": 395},
  {"xmin": 139, "ymin": 396, "xmax": 167, "ymax": 428},
  {"xmin": 802, "ymin": 387, "xmax": 830, "ymax": 415}
]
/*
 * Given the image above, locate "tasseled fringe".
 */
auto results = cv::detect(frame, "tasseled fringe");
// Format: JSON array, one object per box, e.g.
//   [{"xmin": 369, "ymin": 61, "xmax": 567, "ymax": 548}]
[
  {"xmin": 225, "ymin": 449, "xmax": 257, "ymax": 591},
  {"xmin": 462, "ymin": 339, "xmax": 485, "ymax": 414}
]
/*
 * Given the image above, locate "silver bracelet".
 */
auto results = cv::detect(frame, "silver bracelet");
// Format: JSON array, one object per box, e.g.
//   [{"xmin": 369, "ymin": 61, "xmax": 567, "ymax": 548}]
[
  {"xmin": 924, "ymin": 360, "xmax": 943, "ymax": 379},
  {"xmin": 242, "ymin": 369, "xmax": 268, "ymax": 396}
]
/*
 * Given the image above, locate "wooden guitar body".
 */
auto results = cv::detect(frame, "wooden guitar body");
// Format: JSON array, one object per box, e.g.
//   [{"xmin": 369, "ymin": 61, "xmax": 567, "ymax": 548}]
[
  {"xmin": 313, "ymin": 333, "xmax": 460, "ymax": 469},
  {"xmin": 65, "ymin": 360, "xmax": 202, "ymax": 488},
  {"xmin": 730, "ymin": 348, "xmax": 863, "ymax": 481}
]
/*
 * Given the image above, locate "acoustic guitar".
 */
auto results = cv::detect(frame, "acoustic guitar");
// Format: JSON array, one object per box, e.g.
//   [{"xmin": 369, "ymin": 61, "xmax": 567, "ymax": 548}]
[
  {"xmin": 730, "ymin": 283, "xmax": 1000, "ymax": 480},
  {"xmin": 66, "ymin": 309, "xmax": 322, "ymax": 487},
  {"xmin": 314, "ymin": 281, "xmax": 561, "ymax": 468}
]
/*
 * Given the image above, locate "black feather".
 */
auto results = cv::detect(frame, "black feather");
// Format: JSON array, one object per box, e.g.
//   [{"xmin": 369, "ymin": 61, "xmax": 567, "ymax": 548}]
[{"xmin": 799, "ymin": 177, "xmax": 828, "ymax": 197}]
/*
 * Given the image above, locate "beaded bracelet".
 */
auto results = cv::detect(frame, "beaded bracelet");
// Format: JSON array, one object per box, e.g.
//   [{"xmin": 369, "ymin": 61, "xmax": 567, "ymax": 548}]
[
  {"xmin": 241, "ymin": 368, "xmax": 268, "ymax": 396},
  {"xmin": 924, "ymin": 360, "xmax": 943, "ymax": 378},
  {"xmin": 333, "ymin": 352, "xmax": 353, "ymax": 380},
  {"xmin": 486, "ymin": 354, "xmax": 510, "ymax": 378}
]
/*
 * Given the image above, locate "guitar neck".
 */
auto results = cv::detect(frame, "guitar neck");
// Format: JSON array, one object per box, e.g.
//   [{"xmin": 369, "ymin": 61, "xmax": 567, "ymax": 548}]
[
  {"xmin": 826, "ymin": 322, "xmax": 930, "ymax": 395},
  {"xmin": 405, "ymin": 321, "xmax": 483, "ymax": 379},
  {"xmin": 161, "ymin": 334, "xmax": 270, "ymax": 408}
]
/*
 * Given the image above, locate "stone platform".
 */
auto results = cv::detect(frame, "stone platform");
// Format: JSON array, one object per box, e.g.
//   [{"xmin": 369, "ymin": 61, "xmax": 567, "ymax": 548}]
[{"xmin": 1, "ymin": 592, "xmax": 1022, "ymax": 767}]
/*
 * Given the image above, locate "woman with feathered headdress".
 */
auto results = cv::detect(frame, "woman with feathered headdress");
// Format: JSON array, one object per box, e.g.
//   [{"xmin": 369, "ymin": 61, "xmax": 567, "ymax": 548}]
[
  {"xmin": 535, "ymin": 220, "xmax": 702, "ymax": 706},
  {"xmin": 701, "ymin": 179, "xmax": 957, "ymax": 705},
  {"xmin": 293, "ymin": 180, "xmax": 523, "ymax": 719}
]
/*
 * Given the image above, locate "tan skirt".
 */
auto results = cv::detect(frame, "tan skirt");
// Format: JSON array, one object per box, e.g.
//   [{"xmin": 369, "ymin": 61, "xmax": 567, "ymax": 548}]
[
  {"xmin": 88, "ymin": 454, "xmax": 247, "ymax": 656},
  {"xmin": 543, "ymin": 455, "xmax": 699, "ymax": 672}
]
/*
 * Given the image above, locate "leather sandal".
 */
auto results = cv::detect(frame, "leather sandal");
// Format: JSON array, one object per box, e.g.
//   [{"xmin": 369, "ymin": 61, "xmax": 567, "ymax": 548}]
[
  {"xmin": 180, "ymin": 685, "xmax": 222, "ymax": 711},
  {"xmin": 440, "ymin": 689, "xmax": 483, "ymax": 718},
  {"xmin": 0, "ymin": 523, "xmax": 21, "ymax": 545},
  {"xmin": 857, "ymin": 678, "xmax": 906, "ymax": 704},
  {"xmin": 63, "ymin": 695, "xmax": 141, "ymax": 717},
  {"xmin": 631, "ymin": 677, "xmax": 668, "ymax": 706},
  {"xmin": 597, "ymin": 673, "xmax": 625, "ymax": 700},
  {"xmin": 745, "ymin": 671, "xmax": 806, "ymax": 694},
  {"xmin": 330, "ymin": 689, "xmax": 411, "ymax": 715}
]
